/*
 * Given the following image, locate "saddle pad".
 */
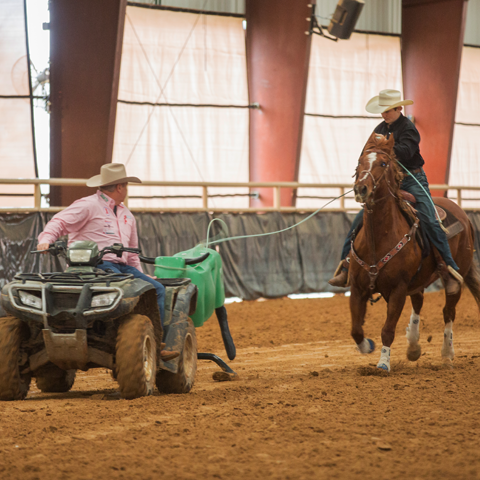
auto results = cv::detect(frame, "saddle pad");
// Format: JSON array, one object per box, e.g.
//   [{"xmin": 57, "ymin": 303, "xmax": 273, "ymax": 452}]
[{"xmin": 445, "ymin": 221, "xmax": 464, "ymax": 240}]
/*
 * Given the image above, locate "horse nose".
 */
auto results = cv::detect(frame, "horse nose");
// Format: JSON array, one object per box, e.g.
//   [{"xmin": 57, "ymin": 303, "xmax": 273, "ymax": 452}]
[{"xmin": 354, "ymin": 184, "xmax": 367, "ymax": 197}]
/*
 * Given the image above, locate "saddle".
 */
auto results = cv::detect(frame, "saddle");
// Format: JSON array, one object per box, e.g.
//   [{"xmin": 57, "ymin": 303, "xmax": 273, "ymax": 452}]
[
  {"xmin": 399, "ymin": 190, "xmax": 464, "ymax": 259},
  {"xmin": 400, "ymin": 191, "xmax": 446, "ymax": 220}
]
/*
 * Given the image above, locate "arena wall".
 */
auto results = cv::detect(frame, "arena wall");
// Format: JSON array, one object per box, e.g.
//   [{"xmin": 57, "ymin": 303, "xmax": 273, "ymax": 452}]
[{"xmin": 2, "ymin": 211, "xmax": 480, "ymax": 300}]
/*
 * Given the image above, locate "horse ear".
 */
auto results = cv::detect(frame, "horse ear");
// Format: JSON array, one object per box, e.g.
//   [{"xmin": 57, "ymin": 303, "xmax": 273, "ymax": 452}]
[
  {"xmin": 364, "ymin": 131, "xmax": 378, "ymax": 150},
  {"xmin": 386, "ymin": 133, "xmax": 395, "ymax": 149}
]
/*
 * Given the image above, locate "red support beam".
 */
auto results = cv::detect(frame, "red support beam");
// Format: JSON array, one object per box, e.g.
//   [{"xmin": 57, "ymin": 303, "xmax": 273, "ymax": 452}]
[
  {"xmin": 402, "ymin": 0, "xmax": 468, "ymax": 195},
  {"xmin": 246, "ymin": 0, "xmax": 313, "ymax": 207},
  {"xmin": 49, "ymin": 0, "xmax": 127, "ymax": 206}
]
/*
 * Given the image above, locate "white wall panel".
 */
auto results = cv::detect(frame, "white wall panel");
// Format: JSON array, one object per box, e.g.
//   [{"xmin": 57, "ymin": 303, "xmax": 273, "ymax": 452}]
[
  {"xmin": 114, "ymin": 6, "xmax": 249, "ymax": 208},
  {"xmin": 299, "ymin": 32, "xmax": 402, "ymax": 209},
  {"xmin": 450, "ymin": 46, "xmax": 480, "ymax": 205},
  {"xmin": 0, "ymin": 0, "xmax": 35, "ymax": 208}
]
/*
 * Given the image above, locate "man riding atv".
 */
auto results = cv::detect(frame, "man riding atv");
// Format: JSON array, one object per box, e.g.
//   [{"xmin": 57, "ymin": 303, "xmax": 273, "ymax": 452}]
[{"xmin": 36, "ymin": 163, "xmax": 178, "ymax": 361}]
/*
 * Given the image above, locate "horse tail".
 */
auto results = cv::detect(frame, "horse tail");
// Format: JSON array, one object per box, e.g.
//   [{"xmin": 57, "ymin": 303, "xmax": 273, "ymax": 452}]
[
  {"xmin": 464, "ymin": 219, "xmax": 480, "ymax": 311},
  {"xmin": 464, "ymin": 262, "xmax": 480, "ymax": 312}
]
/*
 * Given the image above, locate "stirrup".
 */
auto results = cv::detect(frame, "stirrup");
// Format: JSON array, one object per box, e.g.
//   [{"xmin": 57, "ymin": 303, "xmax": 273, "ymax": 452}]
[
  {"xmin": 447, "ymin": 266, "xmax": 463, "ymax": 285},
  {"xmin": 332, "ymin": 260, "xmax": 345, "ymax": 278}
]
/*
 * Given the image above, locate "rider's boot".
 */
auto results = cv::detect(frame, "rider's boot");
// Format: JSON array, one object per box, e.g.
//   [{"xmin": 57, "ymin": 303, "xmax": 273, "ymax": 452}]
[
  {"xmin": 328, "ymin": 259, "xmax": 350, "ymax": 288},
  {"xmin": 437, "ymin": 262, "xmax": 463, "ymax": 296},
  {"xmin": 160, "ymin": 342, "xmax": 180, "ymax": 362}
]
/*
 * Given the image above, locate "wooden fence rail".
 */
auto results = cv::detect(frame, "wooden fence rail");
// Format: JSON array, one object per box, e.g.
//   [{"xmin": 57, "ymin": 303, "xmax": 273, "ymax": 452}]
[{"xmin": 1, "ymin": 178, "xmax": 479, "ymax": 213}]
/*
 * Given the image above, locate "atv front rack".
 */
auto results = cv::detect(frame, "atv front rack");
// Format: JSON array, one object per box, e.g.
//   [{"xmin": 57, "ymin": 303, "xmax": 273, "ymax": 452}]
[{"xmin": 15, "ymin": 272, "xmax": 133, "ymax": 285}]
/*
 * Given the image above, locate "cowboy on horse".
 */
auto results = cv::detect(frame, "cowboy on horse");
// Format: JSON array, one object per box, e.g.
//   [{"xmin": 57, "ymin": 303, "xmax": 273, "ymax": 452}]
[{"xmin": 328, "ymin": 89, "xmax": 463, "ymax": 295}]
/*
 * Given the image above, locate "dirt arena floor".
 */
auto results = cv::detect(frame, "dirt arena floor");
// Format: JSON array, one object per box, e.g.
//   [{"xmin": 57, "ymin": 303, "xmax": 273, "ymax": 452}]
[{"xmin": 2, "ymin": 289, "xmax": 480, "ymax": 480}]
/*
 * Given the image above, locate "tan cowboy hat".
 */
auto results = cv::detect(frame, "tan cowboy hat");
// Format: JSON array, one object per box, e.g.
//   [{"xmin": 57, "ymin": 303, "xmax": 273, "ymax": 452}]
[
  {"xmin": 365, "ymin": 89, "xmax": 413, "ymax": 114},
  {"xmin": 86, "ymin": 163, "xmax": 142, "ymax": 188}
]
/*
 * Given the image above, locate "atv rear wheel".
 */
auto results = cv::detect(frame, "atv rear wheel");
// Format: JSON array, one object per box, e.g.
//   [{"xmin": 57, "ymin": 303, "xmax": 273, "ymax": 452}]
[
  {"xmin": 35, "ymin": 366, "xmax": 76, "ymax": 393},
  {"xmin": 156, "ymin": 319, "xmax": 197, "ymax": 394},
  {"xmin": 116, "ymin": 314, "xmax": 156, "ymax": 399},
  {"xmin": 0, "ymin": 316, "xmax": 31, "ymax": 401}
]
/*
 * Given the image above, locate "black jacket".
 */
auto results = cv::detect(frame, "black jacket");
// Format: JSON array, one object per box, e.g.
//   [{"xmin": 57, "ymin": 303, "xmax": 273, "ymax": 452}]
[{"xmin": 373, "ymin": 113, "xmax": 425, "ymax": 170}]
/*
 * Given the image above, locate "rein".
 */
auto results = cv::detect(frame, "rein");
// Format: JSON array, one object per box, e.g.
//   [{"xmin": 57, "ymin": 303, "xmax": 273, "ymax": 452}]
[{"xmin": 352, "ymin": 148, "xmax": 419, "ymax": 290}]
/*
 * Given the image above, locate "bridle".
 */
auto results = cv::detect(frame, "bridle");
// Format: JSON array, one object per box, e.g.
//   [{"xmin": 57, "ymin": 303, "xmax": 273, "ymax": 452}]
[
  {"xmin": 355, "ymin": 149, "xmax": 398, "ymax": 208},
  {"xmin": 351, "ymin": 148, "xmax": 419, "ymax": 291},
  {"xmin": 356, "ymin": 149, "xmax": 393, "ymax": 194}
]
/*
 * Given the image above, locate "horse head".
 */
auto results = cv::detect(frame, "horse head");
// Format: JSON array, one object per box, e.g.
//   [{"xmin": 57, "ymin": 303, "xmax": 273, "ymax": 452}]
[{"xmin": 353, "ymin": 132, "xmax": 399, "ymax": 206}]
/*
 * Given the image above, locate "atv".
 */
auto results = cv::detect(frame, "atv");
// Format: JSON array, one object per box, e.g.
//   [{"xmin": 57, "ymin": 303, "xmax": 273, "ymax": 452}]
[{"xmin": 0, "ymin": 241, "xmax": 236, "ymax": 400}]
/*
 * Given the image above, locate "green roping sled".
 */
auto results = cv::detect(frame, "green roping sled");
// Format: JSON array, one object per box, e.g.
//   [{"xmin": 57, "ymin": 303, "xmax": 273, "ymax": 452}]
[{"xmin": 151, "ymin": 244, "xmax": 237, "ymax": 379}]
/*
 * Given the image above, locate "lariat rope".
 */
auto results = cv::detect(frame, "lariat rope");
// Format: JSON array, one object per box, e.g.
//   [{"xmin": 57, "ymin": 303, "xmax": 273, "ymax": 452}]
[
  {"xmin": 158, "ymin": 152, "xmax": 446, "ymax": 273},
  {"xmin": 205, "ymin": 190, "xmax": 353, "ymax": 249}
]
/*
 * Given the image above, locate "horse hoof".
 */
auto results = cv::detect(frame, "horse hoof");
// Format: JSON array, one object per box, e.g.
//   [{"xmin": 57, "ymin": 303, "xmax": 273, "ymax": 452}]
[
  {"xmin": 407, "ymin": 343, "xmax": 422, "ymax": 362},
  {"xmin": 357, "ymin": 338, "xmax": 376, "ymax": 354},
  {"xmin": 377, "ymin": 363, "xmax": 389, "ymax": 372}
]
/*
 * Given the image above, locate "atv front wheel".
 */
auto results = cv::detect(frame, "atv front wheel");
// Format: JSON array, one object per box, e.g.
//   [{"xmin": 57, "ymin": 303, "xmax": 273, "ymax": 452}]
[
  {"xmin": 0, "ymin": 316, "xmax": 31, "ymax": 401},
  {"xmin": 116, "ymin": 314, "xmax": 156, "ymax": 399},
  {"xmin": 156, "ymin": 319, "xmax": 197, "ymax": 394},
  {"xmin": 35, "ymin": 366, "xmax": 76, "ymax": 393}
]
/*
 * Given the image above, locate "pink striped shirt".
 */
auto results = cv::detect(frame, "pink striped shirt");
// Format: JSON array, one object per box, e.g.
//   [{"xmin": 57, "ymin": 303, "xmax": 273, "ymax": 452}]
[{"xmin": 38, "ymin": 190, "xmax": 143, "ymax": 272}]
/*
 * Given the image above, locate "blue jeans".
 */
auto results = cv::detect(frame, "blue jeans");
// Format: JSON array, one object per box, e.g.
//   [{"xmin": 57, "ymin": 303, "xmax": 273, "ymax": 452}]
[
  {"xmin": 97, "ymin": 261, "xmax": 166, "ymax": 324},
  {"xmin": 341, "ymin": 170, "xmax": 458, "ymax": 270}
]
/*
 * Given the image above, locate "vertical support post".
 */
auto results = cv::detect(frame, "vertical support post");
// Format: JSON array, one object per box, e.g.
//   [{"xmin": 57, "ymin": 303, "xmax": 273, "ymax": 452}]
[
  {"xmin": 202, "ymin": 186, "xmax": 208, "ymax": 209},
  {"xmin": 340, "ymin": 187, "xmax": 345, "ymax": 211},
  {"xmin": 246, "ymin": 0, "xmax": 313, "ymax": 208},
  {"xmin": 273, "ymin": 186, "xmax": 281, "ymax": 210},
  {"xmin": 402, "ymin": 0, "xmax": 468, "ymax": 196},
  {"xmin": 457, "ymin": 188, "xmax": 462, "ymax": 207},
  {"xmin": 49, "ymin": 0, "xmax": 127, "ymax": 206},
  {"xmin": 34, "ymin": 184, "xmax": 41, "ymax": 209}
]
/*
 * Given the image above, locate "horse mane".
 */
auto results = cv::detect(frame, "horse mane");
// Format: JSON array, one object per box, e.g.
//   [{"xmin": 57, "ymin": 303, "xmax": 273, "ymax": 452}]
[{"xmin": 364, "ymin": 134, "xmax": 415, "ymax": 221}]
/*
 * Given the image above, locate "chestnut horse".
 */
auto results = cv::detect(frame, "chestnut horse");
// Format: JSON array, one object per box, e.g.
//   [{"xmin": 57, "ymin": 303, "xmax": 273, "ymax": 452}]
[{"xmin": 350, "ymin": 133, "xmax": 480, "ymax": 371}]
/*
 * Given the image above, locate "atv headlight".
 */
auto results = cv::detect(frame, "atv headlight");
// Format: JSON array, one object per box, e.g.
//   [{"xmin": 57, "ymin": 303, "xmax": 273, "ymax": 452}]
[
  {"xmin": 19, "ymin": 290, "xmax": 42, "ymax": 309},
  {"xmin": 68, "ymin": 249, "xmax": 93, "ymax": 264},
  {"xmin": 91, "ymin": 292, "xmax": 117, "ymax": 307}
]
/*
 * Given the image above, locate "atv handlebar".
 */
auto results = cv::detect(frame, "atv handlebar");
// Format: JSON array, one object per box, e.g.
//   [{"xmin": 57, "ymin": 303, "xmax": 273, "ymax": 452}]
[
  {"xmin": 31, "ymin": 242, "xmax": 210, "ymax": 267},
  {"xmin": 31, "ymin": 241, "xmax": 67, "ymax": 256},
  {"xmin": 99, "ymin": 243, "xmax": 140, "ymax": 259}
]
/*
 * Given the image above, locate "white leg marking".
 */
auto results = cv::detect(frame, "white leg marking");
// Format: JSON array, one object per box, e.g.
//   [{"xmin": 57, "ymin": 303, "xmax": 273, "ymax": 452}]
[
  {"xmin": 406, "ymin": 308, "xmax": 420, "ymax": 345},
  {"xmin": 441, "ymin": 321, "xmax": 455, "ymax": 360},
  {"xmin": 359, "ymin": 152, "xmax": 377, "ymax": 181},
  {"xmin": 377, "ymin": 346, "xmax": 391, "ymax": 372}
]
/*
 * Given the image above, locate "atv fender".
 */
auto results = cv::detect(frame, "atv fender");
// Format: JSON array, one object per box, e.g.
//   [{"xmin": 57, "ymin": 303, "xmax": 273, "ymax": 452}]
[
  {"xmin": 160, "ymin": 283, "xmax": 198, "ymax": 374},
  {"xmin": 122, "ymin": 278, "xmax": 157, "ymax": 301},
  {"xmin": 126, "ymin": 288, "xmax": 163, "ymax": 362}
]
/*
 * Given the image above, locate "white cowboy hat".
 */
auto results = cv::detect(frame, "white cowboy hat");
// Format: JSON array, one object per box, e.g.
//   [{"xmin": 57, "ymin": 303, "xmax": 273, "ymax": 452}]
[
  {"xmin": 365, "ymin": 89, "xmax": 414, "ymax": 114},
  {"xmin": 86, "ymin": 163, "xmax": 142, "ymax": 188}
]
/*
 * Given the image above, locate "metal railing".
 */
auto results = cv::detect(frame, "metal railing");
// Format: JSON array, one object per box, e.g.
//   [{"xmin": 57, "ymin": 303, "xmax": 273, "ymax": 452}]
[{"xmin": 1, "ymin": 178, "xmax": 479, "ymax": 213}]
